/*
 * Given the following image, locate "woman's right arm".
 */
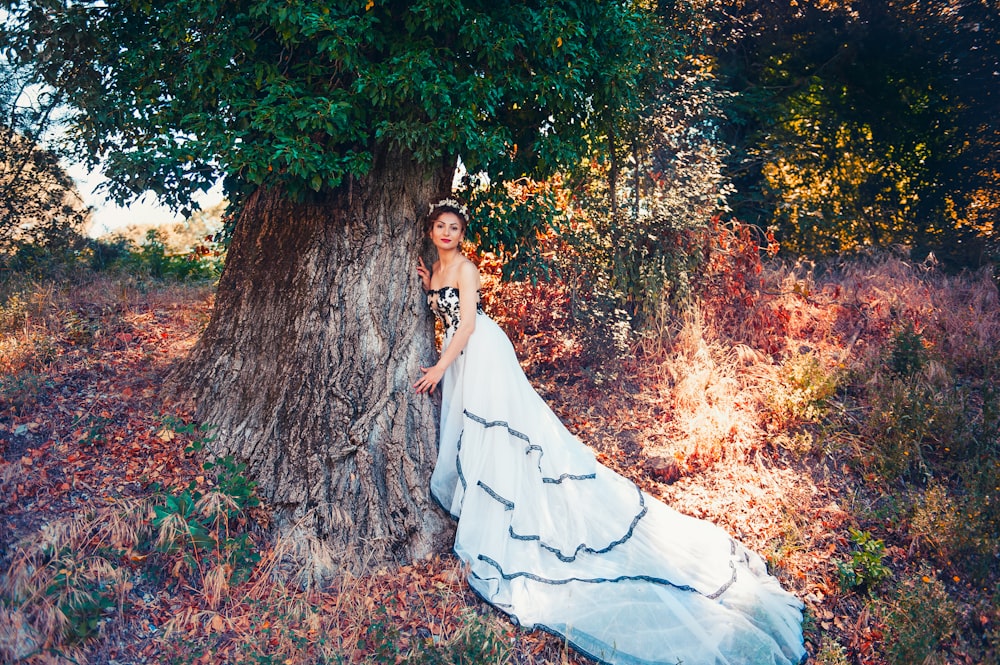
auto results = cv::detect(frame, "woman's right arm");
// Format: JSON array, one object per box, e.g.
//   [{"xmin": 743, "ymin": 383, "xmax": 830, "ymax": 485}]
[{"xmin": 414, "ymin": 260, "xmax": 480, "ymax": 394}]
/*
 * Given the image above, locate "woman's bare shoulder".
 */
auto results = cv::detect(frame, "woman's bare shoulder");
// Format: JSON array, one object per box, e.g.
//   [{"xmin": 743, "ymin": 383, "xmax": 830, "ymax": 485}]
[{"xmin": 457, "ymin": 256, "xmax": 482, "ymax": 284}]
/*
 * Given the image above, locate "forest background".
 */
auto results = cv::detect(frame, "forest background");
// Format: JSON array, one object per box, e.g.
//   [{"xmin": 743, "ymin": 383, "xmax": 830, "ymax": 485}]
[{"xmin": 1, "ymin": 1, "xmax": 999, "ymax": 664}]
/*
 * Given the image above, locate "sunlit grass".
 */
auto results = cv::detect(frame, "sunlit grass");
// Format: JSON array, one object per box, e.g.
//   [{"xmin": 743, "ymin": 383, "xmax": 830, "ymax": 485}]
[{"xmin": 2, "ymin": 252, "xmax": 998, "ymax": 664}]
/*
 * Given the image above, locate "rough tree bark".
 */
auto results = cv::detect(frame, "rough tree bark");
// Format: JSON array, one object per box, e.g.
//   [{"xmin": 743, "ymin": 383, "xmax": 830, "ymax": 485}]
[{"xmin": 173, "ymin": 148, "xmax": 455, "ymax": 571}]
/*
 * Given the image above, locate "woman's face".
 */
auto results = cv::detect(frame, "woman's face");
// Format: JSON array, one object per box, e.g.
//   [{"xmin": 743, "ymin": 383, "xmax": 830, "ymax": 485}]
[{"xmin": 430, "ymin": 212, "xmax": 465, "ymax": 250}]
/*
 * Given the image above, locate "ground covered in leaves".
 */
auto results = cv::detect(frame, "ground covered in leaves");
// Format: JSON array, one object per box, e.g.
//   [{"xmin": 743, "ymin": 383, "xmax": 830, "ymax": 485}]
[{"xmin": 2, "ymin": 255, "xmax": 999, "ymax": 664}]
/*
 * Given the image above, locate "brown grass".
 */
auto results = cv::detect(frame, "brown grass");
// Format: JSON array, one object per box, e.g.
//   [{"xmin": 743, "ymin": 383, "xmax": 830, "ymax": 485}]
[
  {"xmin": 2, "ymin": 255, "xmax": 998, "ymax": 664},
  {"xmin": 517, "ymin": 254, "xmax": 999, "ymax": 663}
]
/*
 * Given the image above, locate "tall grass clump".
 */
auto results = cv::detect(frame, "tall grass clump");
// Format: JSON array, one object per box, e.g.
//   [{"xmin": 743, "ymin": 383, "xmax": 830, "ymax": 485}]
[
  {"xmin": 2, "ymin": 451, "xmax": 520, "ymax": 665},
  {"xmin": 0, "ymin": 457, "xmax": 263, "ymax": 663}
]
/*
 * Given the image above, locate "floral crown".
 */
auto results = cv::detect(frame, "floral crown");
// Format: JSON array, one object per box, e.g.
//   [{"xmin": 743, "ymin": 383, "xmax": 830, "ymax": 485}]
[{"xmin": 428, "ymin": 197, "xmax": 469, "ymax": 219}]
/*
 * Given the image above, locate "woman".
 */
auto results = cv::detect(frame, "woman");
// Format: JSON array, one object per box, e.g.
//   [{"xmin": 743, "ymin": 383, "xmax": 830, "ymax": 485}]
[{"xmin": 415, "ymin": 199, "xmax": 807, "ymax": 665}]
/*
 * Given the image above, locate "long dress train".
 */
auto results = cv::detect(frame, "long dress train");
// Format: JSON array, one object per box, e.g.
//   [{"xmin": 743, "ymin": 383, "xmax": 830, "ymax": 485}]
[{"xmin": 427, "ymin": 286, "xmax": 807, "ymax": 665}]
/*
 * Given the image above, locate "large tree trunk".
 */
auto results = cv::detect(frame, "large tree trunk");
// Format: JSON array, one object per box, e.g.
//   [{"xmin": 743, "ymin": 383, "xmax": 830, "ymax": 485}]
[{"xmin": 173, "ymin": 148, "xmax": 455, "ymax": 572}]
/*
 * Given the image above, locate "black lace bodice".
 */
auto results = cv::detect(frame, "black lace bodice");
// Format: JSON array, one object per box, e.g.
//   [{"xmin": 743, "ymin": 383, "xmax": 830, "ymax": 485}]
[{"xmin": 427, "ymin": 286, "xmax": 483, "ymax": 335}]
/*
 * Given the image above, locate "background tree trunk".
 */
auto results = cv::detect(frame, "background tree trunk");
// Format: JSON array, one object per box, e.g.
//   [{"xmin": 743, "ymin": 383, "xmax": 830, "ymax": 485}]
[{"xmin": 173, "ymin": 148, "xmax": 455, "ymax": 572}]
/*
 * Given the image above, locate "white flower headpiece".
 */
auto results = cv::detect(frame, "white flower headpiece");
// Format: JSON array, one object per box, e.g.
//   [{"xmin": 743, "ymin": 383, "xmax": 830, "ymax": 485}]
[{"xmin": 428, "ymin": 197, "xmax": 469, "ymax": 218}]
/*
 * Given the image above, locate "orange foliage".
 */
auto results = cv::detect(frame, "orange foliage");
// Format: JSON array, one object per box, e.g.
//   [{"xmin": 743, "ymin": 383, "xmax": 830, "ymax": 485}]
[
  {"xmin": 472, "ymin": 249, "xmax": 584, "ymax": 373},
  {"xmin": 687, "ymin": 216, "xmax": 789, "ymax": 354}
]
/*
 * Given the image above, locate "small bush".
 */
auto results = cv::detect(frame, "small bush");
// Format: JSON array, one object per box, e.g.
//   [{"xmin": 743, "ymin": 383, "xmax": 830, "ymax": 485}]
[
  {"xmin": 1, "ymin": 230, "xmax": 90, "ymax": 277},
  {"xmin": 855, "ymin": 377, "xmax": 937, "ymax": 481},
  {"xmin": 881, "ymin": 567, "xmax": 959, "ymax": 665},
  {"xmin": 85, "ymin": 235, "xmax": 134, "ymax": 272},
  {"xmin": 814, "ymin": 635, "xmax": 850, "ymax": 665},
  {"xmin": 836, "ymin": 528, "xmax": 892, "ymax": 594},
  {"xmin": 907, "ymin": 482, "xmax": 966, "ymax": 560},
  {"xmin": 773, "ymin": 351, "xmax": 841, "ymax": 425},
  {"xmin": 889, "ymin": 320, "xmax": 928, "ymax": 377}
]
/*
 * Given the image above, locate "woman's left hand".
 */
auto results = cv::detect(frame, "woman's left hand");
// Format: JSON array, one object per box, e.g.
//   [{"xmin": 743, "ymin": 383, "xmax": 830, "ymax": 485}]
[{"xmin": 414, "ymin": 364, "xmax": 445, "ymax": 394}]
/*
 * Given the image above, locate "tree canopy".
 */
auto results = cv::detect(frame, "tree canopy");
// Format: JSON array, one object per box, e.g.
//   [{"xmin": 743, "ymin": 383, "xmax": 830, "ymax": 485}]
[
  {"xmin": 0, "ymin": 0, "xmax": 677, "ymax": 569},
  {"xmin": 1, "ymin": 1, "xmax": 663, "ymax": 219}
]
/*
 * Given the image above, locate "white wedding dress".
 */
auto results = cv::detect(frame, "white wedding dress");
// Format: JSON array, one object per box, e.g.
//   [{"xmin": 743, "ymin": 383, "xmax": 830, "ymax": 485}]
[{"xmin": 428, "ymin": 286, "xmax": 807, "ymax": 665}]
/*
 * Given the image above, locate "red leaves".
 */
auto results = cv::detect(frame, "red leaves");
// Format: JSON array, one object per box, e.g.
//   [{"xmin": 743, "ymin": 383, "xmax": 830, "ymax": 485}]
[
  {"xmin": 686, "ymin": 217, "xmax": 791, "ymax": 354},
  {"xmin": 1, "ymin": 287, "xmax": 209, "ymax": 519}
]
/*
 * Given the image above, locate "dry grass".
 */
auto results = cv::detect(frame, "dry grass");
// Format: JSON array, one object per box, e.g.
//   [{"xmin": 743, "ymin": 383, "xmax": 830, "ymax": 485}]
[
  {"xmin": 2, "ymin": 254, "xmax": 998, "ymax": 665},
  {"xmin": 521, "ymin": 253, "xmax": 999, "ymax": 663},
  {"xmin": 0, "ymin": 502, "xmax": 146, "ymax": 663},
  {"xmin": 0, "ymin": 482, "xmax": 536, "ymax": 664},
  {"xmin": 0, "ymin": 271, "xmax": 212, "ymax": 382}
]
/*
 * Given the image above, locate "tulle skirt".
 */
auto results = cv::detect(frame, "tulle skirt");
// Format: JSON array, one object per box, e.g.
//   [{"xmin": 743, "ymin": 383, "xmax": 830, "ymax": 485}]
[{"xmin": 430, "ymin": 313, "xmax": 806, "ymax": 665}]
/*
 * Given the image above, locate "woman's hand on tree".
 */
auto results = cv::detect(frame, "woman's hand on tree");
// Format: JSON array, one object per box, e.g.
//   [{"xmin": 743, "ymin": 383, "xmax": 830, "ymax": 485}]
[
  {"xmin": 416, "ymin": 257, "xmax": 431, "ymax": 291},
  {"xmin": 414, "ymin": 364, "xmax": 445, "ymax": 394}
]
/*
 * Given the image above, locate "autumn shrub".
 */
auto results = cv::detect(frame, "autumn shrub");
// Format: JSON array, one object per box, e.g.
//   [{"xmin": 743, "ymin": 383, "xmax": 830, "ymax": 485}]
[
  {"xmin": 907, "ymin": 482, "xmax": 967, "ymax": 561},
  {"xmin": 686, "ymin": 218, "xmax": 786, "ymax": 352},
  {"xmin": 880, "ymin": 567, "xmax": 959, "ymax": 665},
  {"xmin": 0, "ymin": 284, "xmax": 31, "ymax": 333},
  {"xmin": 85, "ymin": 234, "xmax": 135, "ymax": 272},
  {"xmin": 843, "ymin": 369, "xmax": 1000, "ymax": 575},
  {"xmin": 640, "ymin": 308, "xmax": 773, "ymax": 471},
  {"xmin": 473, "ymin": 249, "xmax": 588, "ymax": 374}
]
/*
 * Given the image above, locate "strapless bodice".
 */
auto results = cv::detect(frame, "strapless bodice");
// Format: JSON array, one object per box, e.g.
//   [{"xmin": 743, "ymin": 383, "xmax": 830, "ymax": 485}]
[{"xmin": 427, "ymin": 286, "xmax": 482, "ymax": 335}]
